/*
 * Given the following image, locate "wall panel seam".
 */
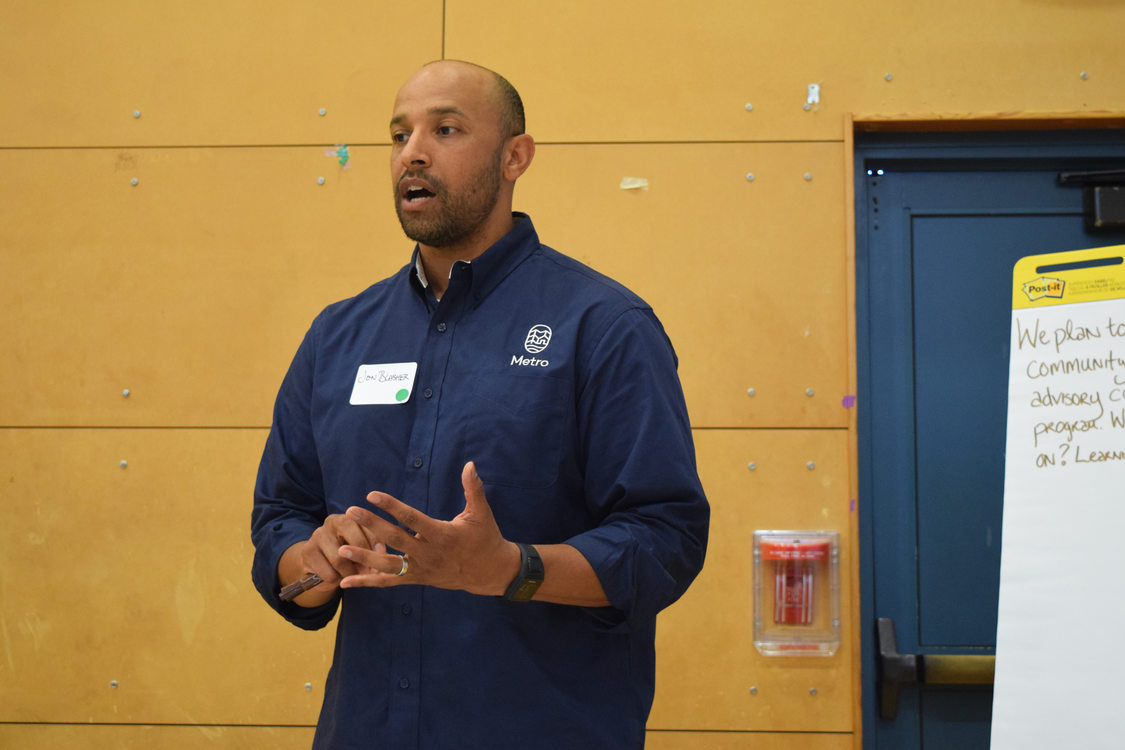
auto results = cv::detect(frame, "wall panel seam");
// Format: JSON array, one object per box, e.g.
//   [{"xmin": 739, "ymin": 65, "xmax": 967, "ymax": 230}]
[{"xmin": 0, "ymin": 139, "xmax": 846, "ymax": 152}]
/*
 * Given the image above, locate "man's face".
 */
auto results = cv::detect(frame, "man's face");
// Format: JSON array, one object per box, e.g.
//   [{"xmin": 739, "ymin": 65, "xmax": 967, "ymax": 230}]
[{"xmin": 389, "ymin": 64, "xmax": 507, "ymax": 249}]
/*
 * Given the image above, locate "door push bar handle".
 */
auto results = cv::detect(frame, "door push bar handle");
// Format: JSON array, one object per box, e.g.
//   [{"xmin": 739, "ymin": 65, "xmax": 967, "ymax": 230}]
[
  {"xmin": 877, "ymin": 617, "xmax": 917, "ymax": 720},
  {"xmin": 876, "ymin": 617, "xmax": 995, "ymax": 720}
]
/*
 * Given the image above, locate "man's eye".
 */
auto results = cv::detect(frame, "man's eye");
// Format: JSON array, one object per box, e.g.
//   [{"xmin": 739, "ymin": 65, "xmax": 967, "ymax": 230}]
[
  {"xmin": 438, "ymin": 126, "xmax": 457, "ymax": 136},
  {"xmin": 391, "ymin": 132, "xmax": 409, "ymax": 144}
]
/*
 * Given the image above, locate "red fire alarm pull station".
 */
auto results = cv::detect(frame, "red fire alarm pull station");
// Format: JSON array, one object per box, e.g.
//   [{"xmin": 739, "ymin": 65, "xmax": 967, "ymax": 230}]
[{"xmin": 753, "ymin": 531, "xmax": 840, "ymax": 656}]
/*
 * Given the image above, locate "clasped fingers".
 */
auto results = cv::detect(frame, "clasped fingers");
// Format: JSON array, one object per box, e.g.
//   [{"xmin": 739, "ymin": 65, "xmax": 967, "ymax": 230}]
[
  {"xmin": 345, "ymin": 504, "xmax": 419, "ymax": 553},
  {"xmin": 338, "ymin": 544, "xmax": 413, "ymax": 589},
  {"xmin": 301, "ymin": 512, "xmax": 373, "ymax": 585}
]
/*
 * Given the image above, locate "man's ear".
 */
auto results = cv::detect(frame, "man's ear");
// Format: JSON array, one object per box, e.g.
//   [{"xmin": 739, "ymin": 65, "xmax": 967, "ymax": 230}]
[{"xmin": 502, "ymin": 134, "xmax": 535, "ymax": 182}]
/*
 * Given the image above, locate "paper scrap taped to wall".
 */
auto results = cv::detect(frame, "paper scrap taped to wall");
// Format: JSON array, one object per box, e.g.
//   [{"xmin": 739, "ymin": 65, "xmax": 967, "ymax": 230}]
[{"xmin": 619, "ymin": 177, "xmax": 649, "ymax": 190}]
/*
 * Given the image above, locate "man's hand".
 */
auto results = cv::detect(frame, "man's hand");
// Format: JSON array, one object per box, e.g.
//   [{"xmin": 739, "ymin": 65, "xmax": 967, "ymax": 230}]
[
  {"xmin": 276, "ymin": 512, "xmax": 378, "ymax": 607},
  {"xmin": 338, "ymin": 461, "xmax": 521, "ymax": 596}
]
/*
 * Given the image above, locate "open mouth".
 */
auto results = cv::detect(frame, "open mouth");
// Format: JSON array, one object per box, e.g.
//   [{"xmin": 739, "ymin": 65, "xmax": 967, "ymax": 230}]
[{"xmin": 405, "ymin": 186, "xmax": 435, "ymax": 203}]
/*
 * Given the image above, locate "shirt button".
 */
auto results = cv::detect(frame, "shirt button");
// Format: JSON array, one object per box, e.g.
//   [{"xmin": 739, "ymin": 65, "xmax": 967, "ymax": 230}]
[
  {"xmin": 399, "ymin": 678, "xmax": 411, "ymax": 690},
  {"xmin": 401, "ymin": 603, "xmax": 412, "ymax": 616},
  {"xmin": 423, "ymin": 388, "xmax": 433, "ymax": 399},
  {"xmin": 436, "ymin": 322, "xmax": 447, "ymax": 332},
  {"xmin": 413, "ymin": 457, "xmax": 423, "ymax": 468}
]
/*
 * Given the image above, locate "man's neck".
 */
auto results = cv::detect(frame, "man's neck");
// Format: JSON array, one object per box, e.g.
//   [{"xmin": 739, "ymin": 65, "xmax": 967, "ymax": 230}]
[{"xmin": 417, "ymin": 213, "xmax": 515, "ymax": 297}]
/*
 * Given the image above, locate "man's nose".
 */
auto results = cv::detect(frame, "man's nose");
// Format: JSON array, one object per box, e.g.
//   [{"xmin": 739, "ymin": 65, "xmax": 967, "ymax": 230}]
[{"xmin": 398, "ymin": 133, "xmax": 431, "ymax": 168}]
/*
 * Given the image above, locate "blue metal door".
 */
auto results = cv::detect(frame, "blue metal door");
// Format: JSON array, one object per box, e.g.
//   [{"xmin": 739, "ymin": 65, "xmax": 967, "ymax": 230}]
[{"xmin": 855, "ymin": 131, "xmax": 1125, "ymax": 749}]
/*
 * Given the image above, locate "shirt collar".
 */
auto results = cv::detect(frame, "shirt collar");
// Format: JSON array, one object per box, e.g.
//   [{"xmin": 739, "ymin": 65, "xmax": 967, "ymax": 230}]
[
  {"xmin": 408, "ymin": 213, "xmax": 538, "ymax": 307},
  {"xmin": 413, "ymin": 253, "xmax": 437, "ymax": 291}
]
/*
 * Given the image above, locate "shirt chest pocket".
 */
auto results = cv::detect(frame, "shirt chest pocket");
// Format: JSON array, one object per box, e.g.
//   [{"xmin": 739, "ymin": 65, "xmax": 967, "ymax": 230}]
[{"xmin": 465, "ymin": 374, "xmax": 572, "ymax": 489}]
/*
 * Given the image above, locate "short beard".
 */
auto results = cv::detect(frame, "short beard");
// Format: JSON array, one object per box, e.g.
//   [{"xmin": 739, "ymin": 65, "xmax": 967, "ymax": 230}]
[{"xmin": 395, "ymin": 146, "xmax": 503, "ymax": 248}]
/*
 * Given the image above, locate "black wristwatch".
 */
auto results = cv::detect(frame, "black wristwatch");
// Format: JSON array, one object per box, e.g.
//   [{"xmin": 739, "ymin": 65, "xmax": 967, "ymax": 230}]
[{"xmin": 502, "ymin": 543, "xmax": 544, "ymax": 602}]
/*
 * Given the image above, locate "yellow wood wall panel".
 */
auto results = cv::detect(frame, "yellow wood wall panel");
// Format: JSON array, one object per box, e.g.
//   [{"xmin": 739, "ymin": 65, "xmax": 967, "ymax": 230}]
[
  {"xmin": 519, "ymin": 143, "xmax": 849, "ymax": 428},
  {"xmin": 447, "ymin": 0, "xmax": 1125, "ymax": 143},
  {"xmin": 0, "ymin": 146, "xmax": 409, "ymax": 427},
  {"xmin": 651, "ymin": 429, "xmax": 853, "ymax": 732},
  {"xmin": 0, "ymin": 429, "xmax": 333, "ymax": 724},
  {"xmin": 646, "ymin": 731, "xmax": 853, "ymax": 750},
  {"xmin": 7, "ymin": 1, "xmax": 1119, "ymax": 147},
  {"xmin": 0, "ymin": 725, "xmax": 316, "ymax": 749},
  {"xmin": 1, "ymin": 143, "xmax": 848, "ymax": 429},
  {"xmin": 0, "ymin": 2, "xmax": 442, "ymax": 147}
]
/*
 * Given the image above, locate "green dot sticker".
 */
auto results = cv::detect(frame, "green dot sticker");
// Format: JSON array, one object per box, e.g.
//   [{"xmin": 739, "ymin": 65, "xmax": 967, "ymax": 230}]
[{"xmin": 395, "ymin": 389, "xmax": 410, "ymax": 402}]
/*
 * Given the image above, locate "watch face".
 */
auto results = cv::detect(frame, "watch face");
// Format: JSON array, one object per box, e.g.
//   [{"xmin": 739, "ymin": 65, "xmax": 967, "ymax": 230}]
[{"xmin": 512, "ymin": 578, "xmax": 543, "ymax": 602}]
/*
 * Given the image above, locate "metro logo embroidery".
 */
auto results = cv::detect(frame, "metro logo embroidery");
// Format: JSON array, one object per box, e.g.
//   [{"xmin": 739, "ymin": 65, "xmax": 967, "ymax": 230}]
[
  {"xmin": 511, "ymin": 324, "xmax": 553, "ymax": 368},
  {"xmin": 524, "ymin": 324, "xmax": 552, "ymax": 353}
]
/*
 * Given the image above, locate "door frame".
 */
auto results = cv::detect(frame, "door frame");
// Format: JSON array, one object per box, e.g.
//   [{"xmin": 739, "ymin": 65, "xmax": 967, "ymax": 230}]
[{"xmin": 849, "ymin": 121, "xmax": 1125, "ymax": 749}]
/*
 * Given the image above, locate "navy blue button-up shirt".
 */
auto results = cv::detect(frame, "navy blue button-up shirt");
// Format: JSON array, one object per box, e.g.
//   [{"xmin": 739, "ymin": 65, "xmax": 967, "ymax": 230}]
[{"xmin": 252, "ymin": 215, "xmax": 709, "ymax": 749}]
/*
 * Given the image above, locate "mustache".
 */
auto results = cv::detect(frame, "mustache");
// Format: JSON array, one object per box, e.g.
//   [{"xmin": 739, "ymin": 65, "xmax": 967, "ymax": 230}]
[{"xmin": 397, "ymin": 171, "xmax": 444, "ymax": 193}]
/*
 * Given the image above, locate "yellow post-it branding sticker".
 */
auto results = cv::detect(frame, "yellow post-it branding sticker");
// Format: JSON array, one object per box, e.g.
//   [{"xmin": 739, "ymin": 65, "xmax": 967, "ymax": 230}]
[{"xmin": 1021, "ymin": 277, "xmax": 1065, "ymax": 302}]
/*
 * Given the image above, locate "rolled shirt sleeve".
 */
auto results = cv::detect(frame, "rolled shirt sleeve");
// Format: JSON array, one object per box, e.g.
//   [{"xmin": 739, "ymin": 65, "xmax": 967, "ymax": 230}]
[
  {"xmin": 567, "ymin": 307, "xmax": 709, "ymax": 631},
  {"xmin": 250, "ymin": 319, "xmax": 341, "ymax": 630}
]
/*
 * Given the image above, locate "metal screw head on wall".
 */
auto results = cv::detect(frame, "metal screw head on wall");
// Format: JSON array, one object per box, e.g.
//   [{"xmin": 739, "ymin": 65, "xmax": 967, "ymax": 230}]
[
  {"xmin": 748, "ymin": 462, "xmax": 757, "ymax": 471},
  {"xmin": 318, "ymin": 108, "xmax": 327, "ymax": 116},
  {"xmin": 884, "ymin": 73, "xmax": 894, "ymax": 82},
  {"xmin": 110, "ymin": 680, "xmax": 118, "ymax": 689},
  {"xmin": 746, "ymin": 173, "xmax": 755, "ymax": 182},
  {"xmin": 130, "ymin": 178, "xmax": 139, "ymax": 186},
  {"xmin": 809, "ymin": 688, "xmax": 818, "ymax": 697},
  {"xmin": 317, "ymin": 177, "xmax": 326, "ymax": 185},
  {"xmin": 749, "ymin": 686, "xmax": 759, "ymax": 695},
  {"xmin": 122, "ymin": 389, "xmax": 131, "ymax": 398},
  {"xmin": 132, "ymin": 110, "xmax": 141, "ymax": 119},
  {"xmin": 804, "ymin": 173, "xmax": 813, "ymax": 182},
  {"xmin": 1081, "ymin": 71, "xmax": 1090, "ymax": 80},
  {"xmin": 805, "ymin": 388, "xmax": 815, "ymax": 396},
  {"xmin": 120, "ymin": 460, "xmax": 128, "ymax": 469},
  {"xmin": 807, "ymin": 462, "xmax": 816, "ymax": 470},
  {"xmin": 747, "ymin": 388, "xmax": 756, "ymax": 396},
  {"xmin": 745, "ymin": 103, "xmax": 754, "ymax": 111}
]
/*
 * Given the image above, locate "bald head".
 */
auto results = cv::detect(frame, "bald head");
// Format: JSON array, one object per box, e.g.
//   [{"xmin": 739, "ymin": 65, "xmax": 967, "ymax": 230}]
[
  {"xmin": 417, "ymin": 60, "xmax": 525, "ymax": 140},
  {"xmin": 388, "ymin": 59, "xmax": 536, "ymax": 259}
]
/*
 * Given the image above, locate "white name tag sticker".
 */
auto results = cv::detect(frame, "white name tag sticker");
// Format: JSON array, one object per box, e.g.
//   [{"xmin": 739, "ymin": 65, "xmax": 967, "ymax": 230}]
[{"xmin": 349, "ymin": 362, "xmax": 418, "ymax": 405}]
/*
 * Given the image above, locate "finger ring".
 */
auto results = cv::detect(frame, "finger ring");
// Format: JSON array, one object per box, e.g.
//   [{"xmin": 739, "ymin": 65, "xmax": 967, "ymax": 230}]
[{"xmin": 396, "ymin": 555, "xmax": 408, "ymax": 577}]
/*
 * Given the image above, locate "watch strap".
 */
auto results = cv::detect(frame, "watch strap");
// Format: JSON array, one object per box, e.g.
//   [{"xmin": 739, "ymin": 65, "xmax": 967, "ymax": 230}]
[{"xmin": 502, "ymin": 543, "xmax": 544, "ymax": 602}]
